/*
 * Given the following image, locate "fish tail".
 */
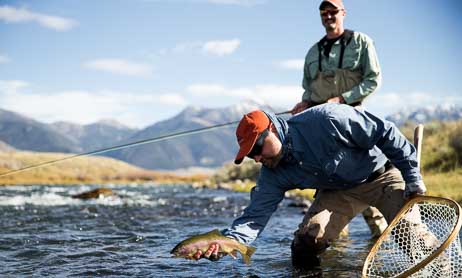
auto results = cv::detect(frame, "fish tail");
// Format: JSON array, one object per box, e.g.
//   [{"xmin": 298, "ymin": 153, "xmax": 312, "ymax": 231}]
[{"xmin": 242, "ymin": 246, "xmax": 257, "ymax": 265}]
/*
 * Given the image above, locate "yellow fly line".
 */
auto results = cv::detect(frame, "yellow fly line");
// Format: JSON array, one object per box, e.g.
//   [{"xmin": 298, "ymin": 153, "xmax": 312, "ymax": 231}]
[{"xmin": 362, "ymin": 124, "xmax": 462, "ymax": 277}]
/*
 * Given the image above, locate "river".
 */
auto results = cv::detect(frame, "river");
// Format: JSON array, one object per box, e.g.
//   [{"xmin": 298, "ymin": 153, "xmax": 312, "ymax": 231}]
[{"xmin": 0, "ymin": 184, "xmax": 442, "ymax": 277}]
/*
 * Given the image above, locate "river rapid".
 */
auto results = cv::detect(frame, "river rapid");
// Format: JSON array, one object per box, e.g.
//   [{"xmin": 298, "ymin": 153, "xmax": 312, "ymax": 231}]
[{"xmin": 0, "ymin": 184, "xmax": 389, "ymax": 277}]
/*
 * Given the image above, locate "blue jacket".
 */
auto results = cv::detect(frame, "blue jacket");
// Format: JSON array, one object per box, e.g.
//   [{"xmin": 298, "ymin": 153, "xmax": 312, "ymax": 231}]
[{"xmin": 223, "ymin": 103, "xmax": 421, "ymax": 245}]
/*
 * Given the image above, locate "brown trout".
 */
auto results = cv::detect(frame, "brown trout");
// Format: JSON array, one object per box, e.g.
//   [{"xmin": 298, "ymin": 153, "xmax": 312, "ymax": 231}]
[{"xmin": 170, "ymin": 229, "xmax": 256, "ymax": 264}]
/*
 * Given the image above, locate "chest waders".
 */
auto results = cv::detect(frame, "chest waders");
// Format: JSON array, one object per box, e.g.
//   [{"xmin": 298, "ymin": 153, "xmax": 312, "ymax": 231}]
[{"xmin": 309, "ymin": 30, "xmax": 363, "ymax": 106}]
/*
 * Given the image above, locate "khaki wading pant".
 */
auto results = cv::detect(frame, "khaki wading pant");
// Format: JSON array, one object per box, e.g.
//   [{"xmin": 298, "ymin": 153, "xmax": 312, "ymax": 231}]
[
  {"xmin": 293, "ymin": 167, "xmax": 406, "ymax": 255},
  {"xmin": 309, "ymin": 68, "xmax": 362, "ymax": 104}
]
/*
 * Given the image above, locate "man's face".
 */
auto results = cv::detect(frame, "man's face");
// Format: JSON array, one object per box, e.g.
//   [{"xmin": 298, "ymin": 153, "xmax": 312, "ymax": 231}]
[
  {"xmin": 248, "ymin": 131, "xmax": 282, "ymax": 169},
  {"xmin": 320, "ymin": 6, "xmax": 345, "ymax": 32}
]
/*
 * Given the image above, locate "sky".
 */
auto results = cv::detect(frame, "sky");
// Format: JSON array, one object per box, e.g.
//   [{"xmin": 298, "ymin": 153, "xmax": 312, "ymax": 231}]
[{"xmin": 1, "ymin": 0, "xmax": 461, "ymax": 128}]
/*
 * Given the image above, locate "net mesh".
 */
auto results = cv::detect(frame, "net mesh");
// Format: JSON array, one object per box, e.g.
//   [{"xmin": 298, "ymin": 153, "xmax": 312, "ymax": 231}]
[{"xmin": 363, "ymin": 197, "xmax": 462, "ymax": 278}]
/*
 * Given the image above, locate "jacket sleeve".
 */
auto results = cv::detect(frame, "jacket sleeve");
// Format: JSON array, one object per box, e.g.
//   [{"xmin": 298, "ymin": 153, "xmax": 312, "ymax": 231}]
[
  {"xmin": 301, "ymin": 46, "xmax": 318, "ymax": 102},
  {"xmin": 328, "ymin": 106, "xmax": 422, "ymax": 184},
  {"xmin": 222, "ymin": 169, "xmax": 286, "ymax": 245},
  {"xmin": 342, "ymin": 34, "xmax": 382, "ymax": 104}
]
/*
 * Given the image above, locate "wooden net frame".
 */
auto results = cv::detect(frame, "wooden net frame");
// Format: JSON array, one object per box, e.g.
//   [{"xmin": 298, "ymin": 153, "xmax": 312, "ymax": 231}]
[{"xmin": 362, "ymin": 196, "xmax": 462, "ymax": 277}]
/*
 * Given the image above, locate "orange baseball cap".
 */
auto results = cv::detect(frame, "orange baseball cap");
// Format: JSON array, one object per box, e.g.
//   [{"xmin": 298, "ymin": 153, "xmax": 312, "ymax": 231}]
[
  {"xmin": 234, "ymin": 110, "xmax": 271, "ymax": 164},
  {"xmin": 320, "ymin": 0, "xmax": 344, "ymax": 10}
]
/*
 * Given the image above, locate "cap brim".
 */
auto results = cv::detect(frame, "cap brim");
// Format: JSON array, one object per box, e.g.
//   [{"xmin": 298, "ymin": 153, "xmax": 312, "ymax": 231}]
[
  {"xmin": 234, "ymin": 132, "xmax": 259, "ymax": 164},
  {"xmin": 234, "ymin": 158, "xmax": 244, "ymax": 164}
]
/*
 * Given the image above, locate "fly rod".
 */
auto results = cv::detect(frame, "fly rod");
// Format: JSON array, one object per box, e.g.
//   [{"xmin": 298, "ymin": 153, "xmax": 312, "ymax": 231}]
[{"xmin": 0, "ymin": 110, "xmax": 292, "ymax": 177}]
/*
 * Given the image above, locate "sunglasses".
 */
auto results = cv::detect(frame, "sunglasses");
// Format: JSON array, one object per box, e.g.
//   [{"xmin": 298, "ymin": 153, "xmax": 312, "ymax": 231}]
[
  {"xmin": 320, "ymin": 9, "xmax": 342, "ymax": 17},
  {"xmin": 247, "ymin": 129, "xmax": 269, "ymax": 158}
]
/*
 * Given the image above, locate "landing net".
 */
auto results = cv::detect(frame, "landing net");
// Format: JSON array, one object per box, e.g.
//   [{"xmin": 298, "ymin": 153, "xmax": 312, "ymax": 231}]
[{"xmin": 362, "ymin": 196, "xmax": 462, "ymax": 278}]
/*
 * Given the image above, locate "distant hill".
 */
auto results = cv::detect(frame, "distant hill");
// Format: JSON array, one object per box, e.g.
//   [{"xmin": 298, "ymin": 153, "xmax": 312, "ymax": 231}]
[
  {"xmin": 50, "ymin": 119, "xmax": 138, "ymax": 152},
  {"xmin": 0, "ymin": 140, "xmax": 15, "ymax": 152},
  {"xmin": 386, "ymin": 105, "xmax": 462, "ymax": 126},
  {"xmin": 0, "ymin": 109, "xmax": 138, "ymax": 154},
  {"xmin": 0, "ymin": 100, "xmax": 280, "ymax": 170},
  {"xmin": 3, "ymin": 102, "xmax": 460, "ymax": 171},
  {"xmin": 0, "ymin": 109, "xmax": 82, "ymax": 153},
  {"xmin": 108, "ymin": 100, "xmax": 280, "ymax": 170}
]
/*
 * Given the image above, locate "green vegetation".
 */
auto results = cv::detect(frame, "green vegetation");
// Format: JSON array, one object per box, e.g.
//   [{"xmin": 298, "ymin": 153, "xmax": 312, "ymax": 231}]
[
  {"xmin": 207, "ymin": 120, "xmax": 462, "ymax": 204},
  {"xmin": 0, "ymin": 151, "xmax": 207, "ymax": 185}
]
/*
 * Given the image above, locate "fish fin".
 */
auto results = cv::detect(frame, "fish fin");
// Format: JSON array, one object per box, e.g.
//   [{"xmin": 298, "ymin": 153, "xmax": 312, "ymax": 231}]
[
  {"xmin": 229, "ymin": 250, "xmax": 238, "ymax": 259},
  {"xmin": 205, "ymin": 229, "xmax": 222, "ymax": 236},
  {"xmin": 242, "ymin": 246, "xmax": 257, "ymax": 265}
]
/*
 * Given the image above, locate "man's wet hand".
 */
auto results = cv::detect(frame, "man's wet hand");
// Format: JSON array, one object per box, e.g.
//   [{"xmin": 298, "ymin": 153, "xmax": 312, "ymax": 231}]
[
  {"xmin": 327, "ymin": 96, "xmax": 345, "ymax": 104},
  {"xmin": 404, "ymin": 180, "xmax": 427, "ymax": 199},
  {"xmin": 192, "ymin": 243, "xmax": 225, "ymax": 261}
]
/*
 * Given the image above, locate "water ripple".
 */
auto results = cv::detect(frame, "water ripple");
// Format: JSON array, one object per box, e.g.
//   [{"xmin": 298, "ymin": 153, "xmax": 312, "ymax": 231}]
[{"xmin": 2, "ymin": 184, "xmax": 455, "ymax": 277}]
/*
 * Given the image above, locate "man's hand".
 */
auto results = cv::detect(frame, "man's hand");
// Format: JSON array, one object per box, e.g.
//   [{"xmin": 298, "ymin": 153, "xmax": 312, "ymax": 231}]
[
  {"xmin": 291, "ymin": 101, "xmax": 311, "ymax": 115},
  {"xmin": 404, "ymin": 180, "xmax": 427, "ymax": 199},
  {"xmin": 192, "ymin": 243, "xmax": 226, "ymax": 261},
  {"xmin": 326, "ymin": 96, "xmax": 345, "ymax": 104}
]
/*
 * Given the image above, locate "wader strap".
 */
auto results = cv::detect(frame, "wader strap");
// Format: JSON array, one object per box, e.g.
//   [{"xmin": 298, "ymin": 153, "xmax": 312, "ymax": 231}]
[
  {"xmin": 317, "ymin": 29, "xmax": 354, "ymax": 71},
  {"xmin": 338, "ymin": 29, "xmax": 354, "ymax": 69},
  {"xmin": 317, "ymin": 42, "xmax": 323, "ymax": 72}
]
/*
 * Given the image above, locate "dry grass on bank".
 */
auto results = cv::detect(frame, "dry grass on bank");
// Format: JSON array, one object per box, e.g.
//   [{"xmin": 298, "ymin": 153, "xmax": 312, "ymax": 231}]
[{"xmin": 0, "ymin": 151, "xmax": 207, "ymax": 186}]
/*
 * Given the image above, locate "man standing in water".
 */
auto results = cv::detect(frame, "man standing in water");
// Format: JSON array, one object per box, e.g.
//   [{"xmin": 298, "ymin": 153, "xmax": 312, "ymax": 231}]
[
  {"xmin": 193, "ymin": 105, "xmax": 426, "ymax": 269},
  {"xmin": 292, "ymin": 0, "xmax": 386, "ymax": 237},
  {"xmin": 292, "ymin": 0, "xmax": 381, "ymax": 112}
]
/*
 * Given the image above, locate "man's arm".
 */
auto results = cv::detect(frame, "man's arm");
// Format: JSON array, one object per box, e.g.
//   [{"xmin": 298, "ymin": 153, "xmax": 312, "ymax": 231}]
[
  {"xmin": 222, "ymin": 171, "xmax": 286, "ymax": 245},
  {"xmin": 328, "ymin": 106, "xmax": 421, "ymax": 184},
  {"xmin": 192, "ymin": 171, "xmax": 287, "ymax": 261},
  {"xmin": 341, "ymin": 35, "xmax": 382, "ymax": 104},
  {"xmin": 292, "ymin": 52, "xmax": 316, "ymax": 114},
  {"xmin": 301, "ymin": 56, "xmax": 314, "ymax": 103}
]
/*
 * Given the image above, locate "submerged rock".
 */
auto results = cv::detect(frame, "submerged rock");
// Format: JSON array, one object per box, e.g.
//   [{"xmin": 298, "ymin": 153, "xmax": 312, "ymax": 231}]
[{"xmin": 72, "ymin": 188, "xmax": 115, "ymax": 199}]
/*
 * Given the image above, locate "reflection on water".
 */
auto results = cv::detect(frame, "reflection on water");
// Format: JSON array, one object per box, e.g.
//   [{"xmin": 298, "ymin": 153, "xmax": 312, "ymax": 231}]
[{"xmin": 0, "ymin": 184, "xmax": 378, "ymax": 277}]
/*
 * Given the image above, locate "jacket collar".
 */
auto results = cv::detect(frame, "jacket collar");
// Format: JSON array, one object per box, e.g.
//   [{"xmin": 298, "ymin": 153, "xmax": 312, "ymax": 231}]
[{"xmin": 262, "ymin": 111, "xmax": 288, "ymax": 144}]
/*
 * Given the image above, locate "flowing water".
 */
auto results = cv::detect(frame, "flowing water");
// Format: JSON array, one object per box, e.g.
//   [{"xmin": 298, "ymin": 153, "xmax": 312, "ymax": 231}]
[{"xmin": 0, "ymin": 184, "xmax": 398, "ymax": 277}]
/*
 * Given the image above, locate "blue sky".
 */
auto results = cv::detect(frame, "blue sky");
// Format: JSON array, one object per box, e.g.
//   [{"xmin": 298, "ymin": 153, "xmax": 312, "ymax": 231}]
[{"xmin": 1, "ymin": 0, "xmax": 461, "ymax": 128}]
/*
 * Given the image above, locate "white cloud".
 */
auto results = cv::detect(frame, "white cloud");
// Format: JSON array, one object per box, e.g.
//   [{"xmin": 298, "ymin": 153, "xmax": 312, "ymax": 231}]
[
  {"xmin": 187, "ymin": 84, "xmax": 226, "ymax": 95},
  {"xmin": 0, "ymin": 80, "xmax": 187, "ymax": 127},
  {"xmin": 0, "ymin": 80, "xmax": 29, "ymax": 93},
  {"xmin": 363, "ymin": 91, "xmax": 462, "ymax": 118},
  {"xmin": 202, "ymin": 39, "xmax": 241, "ymax": 56},
  {"xmin": 83, "ymin": 59, "xmax": 153, "ymax": 77},
  {"xmin": 158, "ymin": 94, "xmax": 187, "ymax": 105},
  {"xmin": 158, "ymin": 39, "xmax": 240, "ymax": 57},
  {"xmin": 0, "ymin": 5, "xmax": 77, "ymax": 31},
  {"xmin": 277, "ymin": 59, "xmax": 304, "ymax": 70},
  {"xmin": 187, "ymin": 83, "xmax": 301, "ymax": 108},
  {"xmin": 0, "ymin": 54, "xmax": 10, "ymax": 64},
  {"xmin": 172, "ymin": 42, "xmax": 203, "ymax": 53}
]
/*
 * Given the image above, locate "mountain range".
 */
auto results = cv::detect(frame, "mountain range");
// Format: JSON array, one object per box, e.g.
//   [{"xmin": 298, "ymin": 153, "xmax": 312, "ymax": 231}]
[
  {"xmin": 385, "ymin": 105, "xmax": 462, "ymax": 126},
  {"xmin": 1, "ymin": 103, "xmax": 461, "ymax": 170}
]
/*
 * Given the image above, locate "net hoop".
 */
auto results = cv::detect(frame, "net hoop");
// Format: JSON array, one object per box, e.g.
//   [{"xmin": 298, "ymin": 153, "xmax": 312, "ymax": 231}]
[{"xmin": 362, "ymin": 196, "xmax": 462, "ymax": 278}]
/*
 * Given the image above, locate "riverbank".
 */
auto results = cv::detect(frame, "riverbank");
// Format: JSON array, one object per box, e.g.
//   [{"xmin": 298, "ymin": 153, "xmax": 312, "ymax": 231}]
[
  {"xmin": 194, "ymin": 170, "xmax": 462, "ymax": 205},
  {"xmin": 0, "ymin": 151, "xmax": 207, "ymax": 186}
]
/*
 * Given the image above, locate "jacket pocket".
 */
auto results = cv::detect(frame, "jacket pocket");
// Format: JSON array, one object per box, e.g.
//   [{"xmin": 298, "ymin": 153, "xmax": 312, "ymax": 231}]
[{"xmin": 342, "ymin": 48, "xmax": 361, "ymax": 69}]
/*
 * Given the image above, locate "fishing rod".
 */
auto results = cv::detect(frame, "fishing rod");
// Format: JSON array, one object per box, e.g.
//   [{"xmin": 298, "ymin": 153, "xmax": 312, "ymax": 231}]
[{"xmin": 0, "ymin": 110, "xmax": 292, "ymax": 178}]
